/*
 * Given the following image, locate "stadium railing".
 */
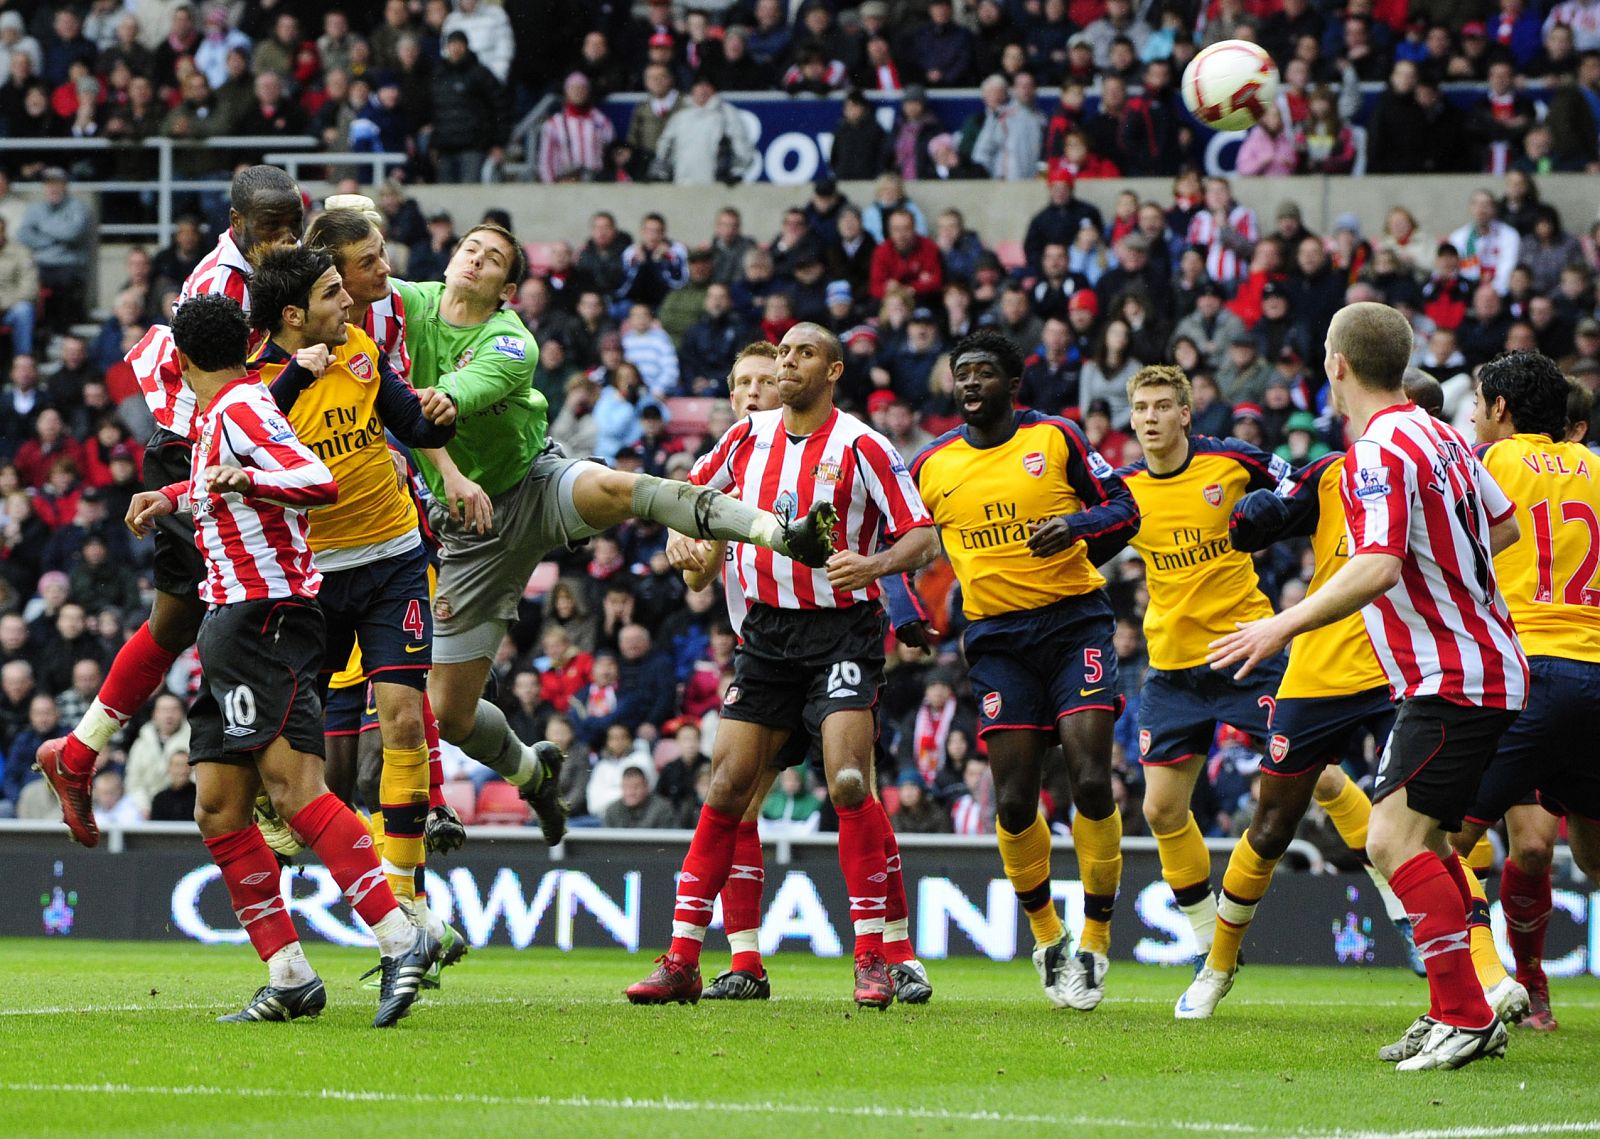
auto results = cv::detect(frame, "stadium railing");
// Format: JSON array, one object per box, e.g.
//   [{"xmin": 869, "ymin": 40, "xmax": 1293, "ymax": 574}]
[{"xmin": 0, "ymin": 138, "xmax": 407, "ymax": 248}]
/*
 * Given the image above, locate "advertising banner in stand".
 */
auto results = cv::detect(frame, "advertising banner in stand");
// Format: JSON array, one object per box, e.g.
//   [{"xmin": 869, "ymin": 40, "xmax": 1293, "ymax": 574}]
[
  {"xmin": 4, "ymin": 832, "xmax": 1596, "ymax": 975},
  {"xmin": 598, "ymin": 85, "xmax": 1552, "ymax": 184}
]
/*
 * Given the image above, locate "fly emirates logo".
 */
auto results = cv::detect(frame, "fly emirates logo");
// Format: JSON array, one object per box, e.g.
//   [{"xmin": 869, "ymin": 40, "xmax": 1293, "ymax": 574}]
[
  {"xmin": 1149, "ymin": 525, "xmax": 1231, "ymax": 571},
  {"xmin": 309, "ymin": 405, "xmax": 383, "ymax": 461},
  {"xmin": 957, "ymin": 500, "xmax": 1052, "ymax": 551}
]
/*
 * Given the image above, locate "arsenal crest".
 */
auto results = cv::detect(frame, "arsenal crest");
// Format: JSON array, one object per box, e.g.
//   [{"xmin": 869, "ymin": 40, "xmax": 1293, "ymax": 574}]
[
  {"xmin": 350, "ymin": 353, "xmax": 374, "ymax": 380},
  {"xmin": 1023, "ymin": 451, "xmax": 1046, "ymax": 477},
  {"xmin": 1269, "ymin": 734, "xmax": 1290, "ymax": 762},
  {"xmin": 1203, "ymin": 483, "xmax": 1223, "ymax": 507},
  {"xmin": 981, "ymin": 691, "xmax": 1002, "ymax": 719},
  {"xmin": 1138, "ymin": 729, "xmax": 1151, "ymax": 756}
]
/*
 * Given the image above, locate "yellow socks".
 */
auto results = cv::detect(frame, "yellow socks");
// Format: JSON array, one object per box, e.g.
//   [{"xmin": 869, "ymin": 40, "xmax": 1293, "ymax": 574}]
[
  {"xmin": 1207, "ymin": 833, "xmax": 1280, "ymax": 974},
  {"xmin": 1459, "ymin": 846, "xmax": 1510, "ymax": 988},
  {"xmin": 1154, "ymin": 814, "xmax": 1216, "ymax": 950},
  {"xmin": 1315, "ymin": 776, "xmax": 1371, "ymax": 852},
  {"xmin": 380, "ymin": 744, "xmax": 430, "ymax": 904},
  {"xmin": 1072, "ymin": 809, "xmax": 1122, "ymax": 954},
  {"xmin": 998, "ymin": 814, "xmax": 1064, "ymax": 949}
]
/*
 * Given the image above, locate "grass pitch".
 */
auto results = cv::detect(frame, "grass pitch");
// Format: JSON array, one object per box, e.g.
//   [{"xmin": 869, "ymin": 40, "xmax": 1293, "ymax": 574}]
[{"xmin": 2, "ymin": 940, "xmax": 1599, "ymax": 1138}]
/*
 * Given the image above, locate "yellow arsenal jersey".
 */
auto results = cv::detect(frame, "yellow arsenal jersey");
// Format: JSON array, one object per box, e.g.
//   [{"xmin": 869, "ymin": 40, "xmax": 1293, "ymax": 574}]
[
  {"xmin": 252, "ymin": 327, "xmax": 418, "ymax": 555},
  {"xmin": 910, "ymin": 410, "xmax": 1139, "ymax": 621},
  {"xmin": 1120, "ymin": 436, "xmax": 1291, "ymax": 670},
  {"xmin": 1479, "ymin": 434, "xmax": 1600, "ymax": 662}
]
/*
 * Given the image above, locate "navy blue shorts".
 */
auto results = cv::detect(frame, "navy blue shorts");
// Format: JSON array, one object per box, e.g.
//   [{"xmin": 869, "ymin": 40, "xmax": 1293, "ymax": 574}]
[
  {"xmin": 324, "ymin": 680, "xmax": 379, "ymax": 737},
  {"xmin": 317, "ymin": 543, "xmax": 432, "ymax": 691},
  {"xmin": 1136, "ymin": 652, "xmax": 1287, "ymax": 766},
  {"xmin": 964, "ymin": 592, "xmax": 1122, "ymax": 737},
  {"xmin": 1467, "ymin": 656, "xmax": 1600, "ymax": 826},
  {"xmin": 1263, "ymin": 686, "xmax": 1396, "ymax": 779}
]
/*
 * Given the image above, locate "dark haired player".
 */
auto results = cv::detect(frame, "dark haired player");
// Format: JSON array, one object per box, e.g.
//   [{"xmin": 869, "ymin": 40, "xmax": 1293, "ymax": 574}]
[
  {"xmin": 35, "ymin": 165, "xmax": 306, "ymax": 845},
  {"xmin": 395, "ymin": 227, "xmax": 839, "ymax": 847},
  {"xmin": 910, "ymin": 329, "xmax": 1139, "ymax": 1009},
  {"xmin": 1212, "ymin": 302, "xmax": 1527, "ymax": 1071},
  {"xmin": 246, "ymin": 244, "xmax": 466, "ymax": 974},
  {"xmin": 127, "ymin": 293, "xmax": 441, "ymax": 1027},
  {"xmin": 1449, "ymin": 352, "xmax": 1600, "ymax": 1032},
  {"xmin": 627, "ymin": 323, "xmax": 936, "ymax": 1009}
]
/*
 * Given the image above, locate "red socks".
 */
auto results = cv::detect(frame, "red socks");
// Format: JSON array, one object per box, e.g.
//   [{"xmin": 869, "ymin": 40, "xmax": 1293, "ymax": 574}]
[
  {"xmin": 205, "ymin": 826, "xmax": 297, "ymax": 962},
  {"xmin": 423, "ymin": 694, "xmax": 445, "ymax": 810},
  {"xmin": 722, "ymin": 819, "xmax": 765, "ymax": 976},
  {"xmin": 877, "ymin": 799, "xmax": 914, "ymax": 965},
  {"xmin": 669, "ymin": 804, "xmax": 741, "ymax": 966},
  {"xmin": 1391, "ymin": 851, "xmax": 1495, "ymax": 1028},
  {"xmin": 290, "ymin": 792, "xmax": 399, "ymax": 928},
  {"xmin": 1500, "ymin": 859, "xmax": 1552, "ymax": 981},
  {"xmin": 836, "ymin": 802, "xmax": 888, "ymax": 958},
  {"xmin": 63, "ymin": 621, "xmax": 178, "ymax": 774}
]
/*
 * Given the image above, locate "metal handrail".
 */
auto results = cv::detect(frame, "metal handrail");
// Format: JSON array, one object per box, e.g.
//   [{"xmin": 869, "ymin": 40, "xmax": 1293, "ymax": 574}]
[{"xmin": 0, "ymin": 136, "xmax": 404, "ymax": 246}]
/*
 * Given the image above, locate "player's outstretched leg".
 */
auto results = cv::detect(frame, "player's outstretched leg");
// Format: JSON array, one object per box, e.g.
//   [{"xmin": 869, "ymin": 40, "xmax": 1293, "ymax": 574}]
[
  {"xmin": 571, "ymin": 465, "xmax": 840, "ymax": 569},
  {"xmin": 879, "ymin": 800, "xmax": 933, "ymax": 1003},
  {"xmin": 444, "ymin": 691, "xmax": 567, "ymax": 845}
]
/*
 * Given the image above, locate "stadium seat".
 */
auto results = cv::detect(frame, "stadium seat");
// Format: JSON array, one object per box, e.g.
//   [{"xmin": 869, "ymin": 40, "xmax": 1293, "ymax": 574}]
[
  {"xmin": 994, "ymin": 239, "xmax": 1026, "ymax": 271},
  {"xmin": 475, "ymin": 781, "xmax": 532, "ymax": 825},
  {"xmin": 664, "ymin": 396, "xmax": 715, "ymax": 439},
  {"xmin": 879, "ymin": 786, "xmax": 900, "ymax": 816},
  {"xmin": 442, "ymin": 779, "xmax": 477, "ymax": 825}
]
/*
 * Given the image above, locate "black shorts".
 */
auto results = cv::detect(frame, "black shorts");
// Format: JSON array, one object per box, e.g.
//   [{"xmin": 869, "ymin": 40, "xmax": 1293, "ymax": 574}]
[
  {"xmin": 1371, "ymin": 695, "xmax": 1520, "ymax": 832},
  {"xmin": 722, "ymin": 602, "xmax": 886, "ymax": 740},
  {"xmin": 189, "ymin": 596, "xmax": 327, "ymax": 764},
  {"xmin": 144, "ymin": 429, "xmax": 205, "ymax": 598},
  {"xmin": 964, "ymin": 592, "xmax": 1123, "ymax": 737},
  {"xmin": 324, "ymin": 680, "xmax": 378, "ymax": 737},
  {"xmin": 1263, "ymin": 686, "xmax": 1396, "ymax": 779},
  {"xmin": 1467, "ymin": 656, "xmax": 1600, "ymax": 827},
  {"xmin": 317, "ymin": 543, "xmax": 432, "ymax": 692}
]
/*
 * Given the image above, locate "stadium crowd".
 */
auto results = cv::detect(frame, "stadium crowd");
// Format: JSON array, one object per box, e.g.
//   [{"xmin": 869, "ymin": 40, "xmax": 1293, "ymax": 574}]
[{"xmin": 2, "ymin": 0, "xmax": 1600, "ymax": 854}]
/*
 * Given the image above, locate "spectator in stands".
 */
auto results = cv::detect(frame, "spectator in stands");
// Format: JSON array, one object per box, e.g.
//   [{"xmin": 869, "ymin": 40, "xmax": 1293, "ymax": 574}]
[
  {"xmin": 1450, "ymin": 187, "xmax": 1522, "ymax": 294},
  {"xmin": 14, "ymin": 410, "xmax": 80, "ymax": 491},
  {"xmin": 594, "ymin": 360, "xmax": 665, "ymax": 462},
  {"xmin": 403, "ymin": 210, "xmax": 455, "ymax": 284},
  {"xmin": 1234, "ymin": 105, "xmax": 1298, "ymax": 176},
  {"xmin": 656, "ymin": 247, "xmax": 712, "ymax": 346},
  {"xmin": 984, "ymin": 282, "xmax": 1043, "ymax": 357},
  {"xmin": 1215, "ymin": 332, "xmax": 1275, "ymax": 407},
  {"xmin": 0, "ymin": 216, "xmax": 36, "ymax": 357},
  {"xmin": 68, "ymin": 533, "xmax": 140, "ymax": 615},
  {"xmin": 124, "ymin": 689, "xmax": 188, "ymax": 813},
  {"xmin": 650, "ymin": 74, "xmax": 756, "ymax": 186},
  {"xmin": 617, "ymin": 212, "xmax": 688, "ymax": 313},
  {"xmin": 626, "ymin": 63, "xmax": 679, "ymax": 177},
  {"xmin": 604, "ymin": 757, "xmax": 676, "ymax": 829},
  {"xmin": 53, "ymin": 655, "xmax": 98, "ymax": 729},
  {"xmin": 194, "ymin": 7, "xmax": 250, "ymax": 91},
  {"xmin": 237, "ymin": 69, "xmax": 306, "ymax": 138},
  {"xmin": 826, "ymin": 204, "xmax": 877, "ymax": 300},
  {"xmin": 442, "ymin": 0, "xmax": 513, "ymax": 85},
  {"xmin": 430, "ymin": 30, "xmax": 508, "ymax": 183},
  {"xmin": 148, "ymin": 749, "xmax": 196, "ymax": 822},
  {"xmin": 973, "ymin": 74, "xmax": 1043, "ymax": 181},
  {"xmin": 1079, "ymin": 317, "xmax": 1141, "ymax": 425},
  {"xmin": 91, "ymin": 766, "xmax": 143, "ymax": 827},
  {"xmin": 620, "ymin": 303, "xmax": 679, "ymax": 399},
  {"xmin": 1019, "ymin": 316, "xmax": 1079, "ymax": 413},
  {"xmin": 870, "ymin": 208, "xmax": 943, "ymax": 307},
  {"xmin": 908, "ymin": 0, "xmax": 974, "ymax": 87},
  {"xmin": 17, "ymin": 168, "xmax": 89, "ymax": 331},
  {"xmin": 538, "ymin": 72, "xmax": 613, "ymax": 185},
  {"xmin": 829, "ymin": 89, "xmax": 887, "ymax": 181},
  {"xmin": 1170, "ymin": 281, "xmax": 1246, "ymax": 373},
  {"xmin": 1022, "ymin": 169, "xmax": 1103, "ymax": 274}
]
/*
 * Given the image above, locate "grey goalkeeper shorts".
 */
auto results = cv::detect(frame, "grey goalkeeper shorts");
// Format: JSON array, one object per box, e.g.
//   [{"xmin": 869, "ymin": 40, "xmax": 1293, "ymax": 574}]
[{"xmin": 430, "ymin": 443, "xmax": 604, "ymax": 664}]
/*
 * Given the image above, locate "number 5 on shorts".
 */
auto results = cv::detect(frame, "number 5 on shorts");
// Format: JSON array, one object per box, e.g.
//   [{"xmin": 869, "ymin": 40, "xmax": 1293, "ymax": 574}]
[{"xmin": 1083, "ymin": 648, "xmax": 1103, "ymax": 685}]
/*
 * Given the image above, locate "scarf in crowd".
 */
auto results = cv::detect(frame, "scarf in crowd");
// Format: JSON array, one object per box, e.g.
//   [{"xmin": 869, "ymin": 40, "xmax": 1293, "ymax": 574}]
[{"xmin": 913, "ymin": 699, "xmax": 956, "ymax": 783}]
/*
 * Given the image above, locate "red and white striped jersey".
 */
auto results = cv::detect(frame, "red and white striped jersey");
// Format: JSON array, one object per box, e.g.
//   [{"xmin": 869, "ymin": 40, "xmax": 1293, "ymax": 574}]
[
  {"xmin": 690, "ymin": 406, "xmax": 931, "ymax": 611},
  {"xmin": 133, "ymin": 231, "xmax": 261, "ymax": 441},
  {"xmin": 168, "ymin": 378, "xmax": 339, "ymax": 606},
  {"xmin": 1186, "ymin": 205, "xmax": 1258, "ymax": 284},
  {"xmin": 1341, "ymin": 402, "xmax": 1529, "ymax": 710},
  {"xmin": 362, "ymin": 283, "xmax": 411, "ymax": 380}
]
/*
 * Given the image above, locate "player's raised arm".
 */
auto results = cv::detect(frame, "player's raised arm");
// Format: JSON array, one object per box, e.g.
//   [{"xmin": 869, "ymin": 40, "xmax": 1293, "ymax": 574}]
[
  {"xmin": 1026, "ymin": 418, "xmax": 1141, "ymax": 561},
  {"xmin": 374, "ymin": 351, "xmax": 456, "ymax": 449}
]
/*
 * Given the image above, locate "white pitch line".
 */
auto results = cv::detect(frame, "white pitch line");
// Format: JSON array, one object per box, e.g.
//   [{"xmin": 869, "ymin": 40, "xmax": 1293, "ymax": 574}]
[{"xmin": 0, "ymin": 1081, "xmax": 1596, "ymax": 1139}]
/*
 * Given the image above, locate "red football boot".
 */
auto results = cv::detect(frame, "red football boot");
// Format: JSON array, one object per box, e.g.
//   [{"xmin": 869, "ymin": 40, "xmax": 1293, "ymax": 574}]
[
  {"xmin": 33, "ymin": 737, "xmax": 98, "ymax": 847},
  {"xmin": 853, "ymin": 950, "xmax": 895, "ymax": 1010},
  {"xmin": 625, "ymin": 953, "xmax": 702, "ymax": 1005},
  {"xmin": 1516, "ymin": 969, "xmax": 1558, "ymax": 1031}
]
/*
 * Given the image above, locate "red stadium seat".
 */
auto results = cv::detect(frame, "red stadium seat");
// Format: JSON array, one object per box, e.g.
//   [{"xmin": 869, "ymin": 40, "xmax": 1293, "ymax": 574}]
[
  {"xmin": 442, "ymin": 779, "xmax": 478, "ymax": 825},
  {"xmin": 475, "ymin": 781, "xmax": 532, "ymax": 825},
  {"xmin": 994, "ymin": 239, "xmax": 1026, "ymax": 271},
  {"xmin": 879, "ymin": 786, "xmax": 900, "ymax": 816},
  {"xmin": 664, "ymin": 396, "xmax": 715, "ymax": 439}
]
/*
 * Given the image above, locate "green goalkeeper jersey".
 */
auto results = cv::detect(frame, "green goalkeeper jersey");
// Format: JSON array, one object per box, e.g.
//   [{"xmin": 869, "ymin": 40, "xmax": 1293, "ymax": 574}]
[{"xmin": 395, "ymin": 279, "xmax": 544, "ymax": 500}]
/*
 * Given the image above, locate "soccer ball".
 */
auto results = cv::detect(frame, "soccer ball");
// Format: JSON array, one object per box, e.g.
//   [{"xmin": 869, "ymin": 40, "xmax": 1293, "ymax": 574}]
[{"xmin": 1180, "ymin": 40, "xmax": 1279, "ymax": 133}]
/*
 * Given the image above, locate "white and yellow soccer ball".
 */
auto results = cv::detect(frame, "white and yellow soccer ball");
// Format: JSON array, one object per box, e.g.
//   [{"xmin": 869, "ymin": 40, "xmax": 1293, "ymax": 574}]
[{"xmin": 1180, "ymin": 39, "xmax": 1280, "ymax": 133}]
